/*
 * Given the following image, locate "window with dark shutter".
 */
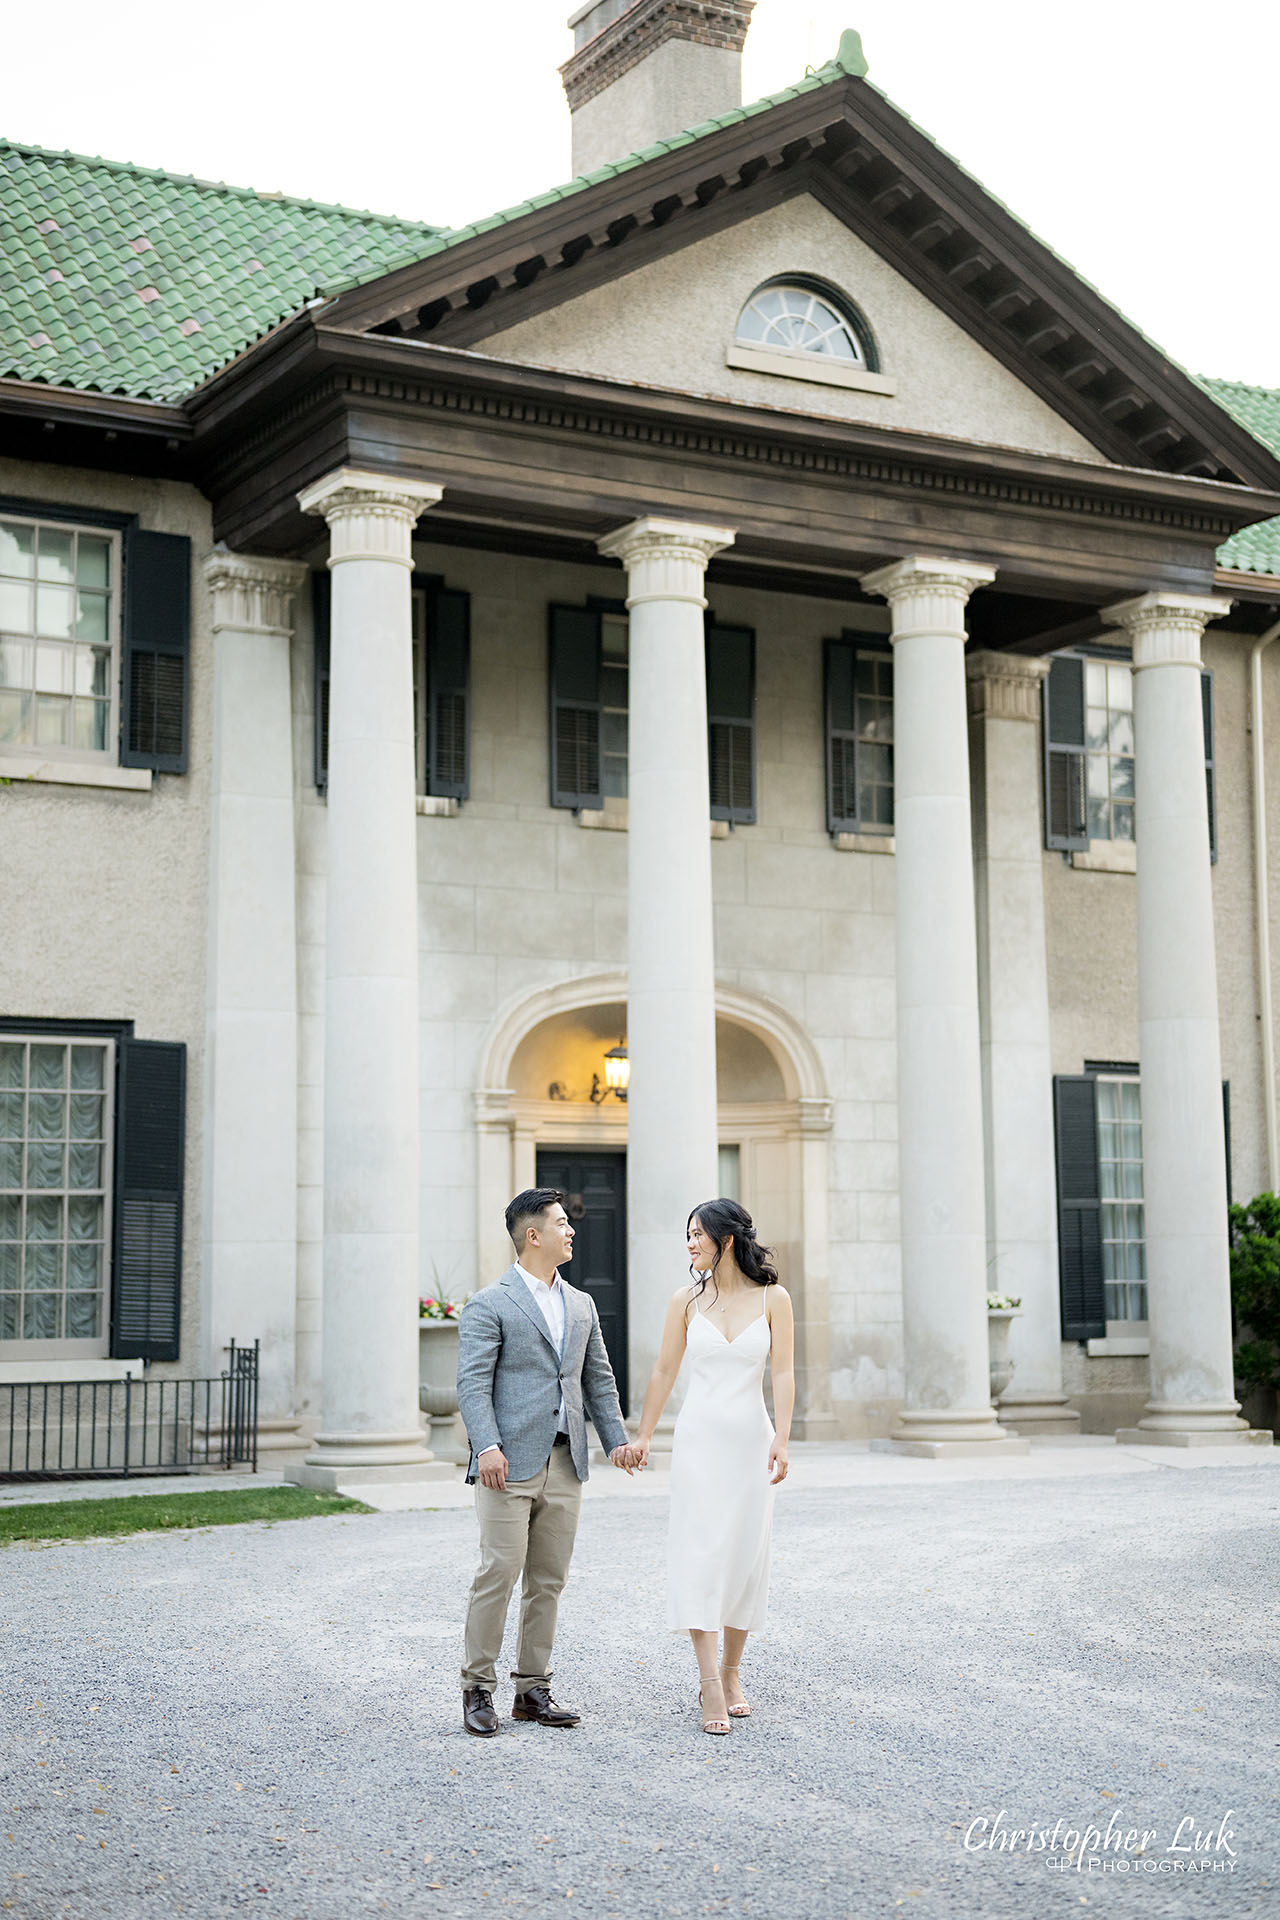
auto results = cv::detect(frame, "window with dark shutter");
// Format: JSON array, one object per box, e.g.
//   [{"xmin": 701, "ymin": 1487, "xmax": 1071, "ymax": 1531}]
[
  {"xmin": 313, "ymin": 570, "xmax": 330, "ymax": 794},
  {"xmin": 824, "ymin": 633, "xmax": 893, "ymax": 836},
  {"xmin": 1202, "ymin": 669, "xmax": 1218, "ymax": 864},
  {"xmin": 1053, "ymin": 1074, "xmax": 1106, "ymax": 1340},
  {"xmin": 549, "ymin": 604, "xmax": 603, "ymax": 809},
  {"xmin": 706, "ymin": 622, "xmax": 755, "ymax": 823},
  {"xmin": 110, "ymin": 1038, "xmax": 185, "ymax": 1363},
  {"xmin": 1043, "ymin": 655, "xmax": 1089, "ymax": 851},
  {"xmin": 425, "ymin": 584, "xmax": 470, "ymax": 800},
  {"xmin": 121, "ymin": 529, "xmax": 191, "ymax": 773}
]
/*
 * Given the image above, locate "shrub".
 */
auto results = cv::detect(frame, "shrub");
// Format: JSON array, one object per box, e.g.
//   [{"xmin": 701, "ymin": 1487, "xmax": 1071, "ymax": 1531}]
[{"xmin": 1228, "ymin": 1193, "xmax": 1280, "ymax": 1392}]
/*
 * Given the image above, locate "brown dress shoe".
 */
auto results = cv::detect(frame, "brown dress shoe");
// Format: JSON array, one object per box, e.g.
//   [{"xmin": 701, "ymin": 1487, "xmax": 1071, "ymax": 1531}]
[
  {"xmin": 463, "ymin": 1686, "xmax": 499, "ymax": 1737},
  {"xmin": 511, "ymin": 1684, "xmax": 580, "ymax": 1727}
]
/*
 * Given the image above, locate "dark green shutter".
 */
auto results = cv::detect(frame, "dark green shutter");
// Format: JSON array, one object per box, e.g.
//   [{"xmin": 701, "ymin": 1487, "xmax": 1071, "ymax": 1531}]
[
  {"xmin": 1053, "ymin": 1074, "xmax": 1105, "ymax": 1340},
  {"xmin": 824, "ymin": 636, "xmax": 859, "ymax": 834},
  {"xmin": 549, "ymin": 604, "xmax": 602, "ymax": 809},
  {"xmin": 313, "ymin": 570, "xmax": 330, "ymax": 794},
  {"xmin": 1202, "ymin": 669, "xmax": 1218, "ymax": 865},
  {"xmin": 1043, "ymin": 655, "xmax": 1089, "ymax": 851},
  {"xmin": 426, "ymin": 585, "xmax": 470, "ymax": 800},
  {"xmin": 706, "ymin": 621, "xmax": 755, "ymax": 823},
  {"xmin": 120, "ymin": 529, "xmax": 190, "ymax": 773},
  {"xmin": 110, "ymin": 1039, "xmax": 186, "ymax": 1363}
]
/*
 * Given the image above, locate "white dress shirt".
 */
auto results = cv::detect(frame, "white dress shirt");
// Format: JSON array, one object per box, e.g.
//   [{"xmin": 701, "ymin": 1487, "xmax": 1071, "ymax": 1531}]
[{"xmin": 516, "ymin": 1261, "xmax": 568, "ymax": 1433}]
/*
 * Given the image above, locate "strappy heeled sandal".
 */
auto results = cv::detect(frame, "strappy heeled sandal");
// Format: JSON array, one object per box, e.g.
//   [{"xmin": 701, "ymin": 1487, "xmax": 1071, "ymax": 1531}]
[
  {"xmin": 698, "ymin": 1683, "xmax": 731, "ymax": 1735},
  {"xmin": 721, "ymin": 1665, "xmax": 751, "ymax": 1718}
]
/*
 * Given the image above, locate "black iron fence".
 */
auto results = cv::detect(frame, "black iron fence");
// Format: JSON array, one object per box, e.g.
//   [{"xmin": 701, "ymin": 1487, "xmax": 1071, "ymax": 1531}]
[{"xmin": 0, "ymin": 1340, "xmax": 259, "ymax": 1480}]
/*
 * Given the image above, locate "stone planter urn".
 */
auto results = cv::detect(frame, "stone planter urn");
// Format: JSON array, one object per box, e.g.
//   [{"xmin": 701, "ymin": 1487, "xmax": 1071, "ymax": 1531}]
[
  {"xmin": 987, "ymin": 1308, "xmax": 1021, "ymax": 1405},
  {"xmin": 418, "ymin": 1321, "xmax": 468, "ymax": 1463}
]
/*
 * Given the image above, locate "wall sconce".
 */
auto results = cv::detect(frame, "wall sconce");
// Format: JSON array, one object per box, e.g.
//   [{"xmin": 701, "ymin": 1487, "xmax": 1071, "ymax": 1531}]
[{"xmin": 591, "ymin": 1041, "xmax": 629, "ymax": 1104}]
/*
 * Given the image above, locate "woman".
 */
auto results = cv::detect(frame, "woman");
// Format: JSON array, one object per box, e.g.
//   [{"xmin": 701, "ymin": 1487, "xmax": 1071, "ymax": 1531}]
[{"xmin": 633, "ymin": 1197, "xmax": 793, "ymax": 1734}]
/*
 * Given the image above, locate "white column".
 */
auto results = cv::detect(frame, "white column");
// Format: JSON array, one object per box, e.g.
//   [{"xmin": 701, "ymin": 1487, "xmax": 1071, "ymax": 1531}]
[
  {"xmin": 967, "ymin": 652, "xmax": 1079, "ymax": 1435},
  {"xmin": 1103, "ymin": 592, "xmax": 1255, "ymax": 1445},
  {"xmin": 860, "ymin": 558, "xmax": 1025, "ymax": 1455},
  {"xmin": 598, "ymin": 516, "xmax": 734, "ymax": 1404},
  {"xmin": 202, "ymin": 549, "xmax": 306, "ymax": 1451},
  {"xmin": 292, "ymin": 468, "xmax": 451, "ymax": 1489}
]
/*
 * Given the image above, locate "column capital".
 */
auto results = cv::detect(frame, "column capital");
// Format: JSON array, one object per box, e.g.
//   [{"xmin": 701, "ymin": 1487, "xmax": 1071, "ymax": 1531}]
[
  {"xmin": 296, "ymin": 467, "xmax": 444, "ymax": 567},
  {"xmin": 598, "ymin": 515, "xmax": 735, "ymax": 606},
  {"xmin": 1101, "ymin": 591, "xmax": 1234, "ymax": 669},
  {"xmin": 204, "ymin": 546, "xmax": 307, "ymax": 638},
  {"xmin": 966, "ymin": 649, "xmax": 1049, "ymax": 724},
  {"xmin": 860, "ymin": 555, "xmax": 997, "ymax": 613}
]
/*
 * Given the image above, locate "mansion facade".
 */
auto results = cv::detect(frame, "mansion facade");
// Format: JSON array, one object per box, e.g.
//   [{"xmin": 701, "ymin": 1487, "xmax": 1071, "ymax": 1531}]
[{"xmin": 3, "ymin": 5, "xmax": 1280, "ymax": 1474}]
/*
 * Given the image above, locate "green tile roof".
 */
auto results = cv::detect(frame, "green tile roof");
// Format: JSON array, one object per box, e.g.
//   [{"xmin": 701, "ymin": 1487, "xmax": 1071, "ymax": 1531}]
[
  {"xmin": 0, "ymin": 140, "xmax": 439, "ymax": 402},
  {"xmin": 1198, "ymin": 378, "xmax": 1280, "ymax": 579}
]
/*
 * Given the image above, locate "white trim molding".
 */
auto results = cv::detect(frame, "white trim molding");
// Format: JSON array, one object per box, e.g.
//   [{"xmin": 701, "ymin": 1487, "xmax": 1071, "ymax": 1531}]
[{"xmin": 726, "ymin": 342, "xmax": 897, "ymax": 396}]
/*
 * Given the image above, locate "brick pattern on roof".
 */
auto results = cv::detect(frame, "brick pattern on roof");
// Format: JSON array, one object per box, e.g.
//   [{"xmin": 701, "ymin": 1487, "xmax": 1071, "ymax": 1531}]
[
  {"xmin": 1198, "ymin": 378, "xmax": 1280, "ymax": 578},
  {"xmin": 0, "ymin": 142, "xmax": 437, "ymax": 403}
]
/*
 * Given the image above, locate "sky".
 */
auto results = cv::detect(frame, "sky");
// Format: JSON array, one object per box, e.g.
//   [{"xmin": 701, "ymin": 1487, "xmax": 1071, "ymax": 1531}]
[{"xmin": 3, "ymin": 0, "xmax": 1277, "ymax": 386}]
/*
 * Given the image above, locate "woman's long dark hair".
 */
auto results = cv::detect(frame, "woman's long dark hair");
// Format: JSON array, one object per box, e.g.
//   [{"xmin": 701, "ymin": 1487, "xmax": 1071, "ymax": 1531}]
[{"xmin": 687, "ymin": 1197, "xmax": 779, "ymax": 1306}]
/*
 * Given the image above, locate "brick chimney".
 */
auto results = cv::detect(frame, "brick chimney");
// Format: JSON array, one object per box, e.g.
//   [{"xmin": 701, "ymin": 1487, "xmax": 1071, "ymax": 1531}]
[{"xmin": 562, "ymin": 0, "xmax": 755, "ymax": 178}]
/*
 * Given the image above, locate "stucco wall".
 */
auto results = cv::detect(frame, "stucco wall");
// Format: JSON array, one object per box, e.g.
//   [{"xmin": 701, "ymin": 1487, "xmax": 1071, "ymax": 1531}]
[
  {"xmin": 482, "ymin": 193, "xmax": 1106, "ymax": 462},
  {"xmin": 0, "ymin": 458, "xmax": 213, "ymax": 1377}
]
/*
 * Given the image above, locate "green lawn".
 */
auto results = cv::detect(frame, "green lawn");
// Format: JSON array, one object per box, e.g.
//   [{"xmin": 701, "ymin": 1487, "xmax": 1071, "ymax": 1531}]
[{"xmin": 0, "ymin": 1485, "xmax": 373, "ymax": 1544}]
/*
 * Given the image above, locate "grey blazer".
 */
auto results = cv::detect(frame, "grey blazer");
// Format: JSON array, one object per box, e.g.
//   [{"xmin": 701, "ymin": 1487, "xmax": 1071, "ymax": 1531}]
[{"xmin": 456, "ymin": 1264, "xmax": 629, "ymax": 1485}]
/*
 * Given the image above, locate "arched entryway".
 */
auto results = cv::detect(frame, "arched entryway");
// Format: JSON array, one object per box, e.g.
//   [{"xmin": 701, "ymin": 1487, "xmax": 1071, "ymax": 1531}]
[{"xmin": 474, "ymin": 973, "xmax": 835, "ymax": 1435}]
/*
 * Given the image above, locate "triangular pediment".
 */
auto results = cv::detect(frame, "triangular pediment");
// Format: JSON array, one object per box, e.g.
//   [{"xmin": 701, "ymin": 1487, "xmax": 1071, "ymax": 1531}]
[
  {"xmin": 321, "ymin": 65, "xmax": 1279, "ymax": 490},
  {"xmin": 478, "ymin": 192, "xmax": 1101, "ymax": 463}
]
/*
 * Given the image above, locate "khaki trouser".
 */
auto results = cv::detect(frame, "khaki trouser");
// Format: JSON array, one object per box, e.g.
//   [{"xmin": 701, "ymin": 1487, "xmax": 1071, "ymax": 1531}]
[{"xmin": 461, "ymin": 1438, "xmax": 583, "ymax": 1693}]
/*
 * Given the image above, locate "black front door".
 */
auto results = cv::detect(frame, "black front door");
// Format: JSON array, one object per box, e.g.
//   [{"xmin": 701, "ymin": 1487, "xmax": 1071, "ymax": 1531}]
[{"xmin": 535, "ymin": 1148, "xmax": 628, "ymax": 1414}]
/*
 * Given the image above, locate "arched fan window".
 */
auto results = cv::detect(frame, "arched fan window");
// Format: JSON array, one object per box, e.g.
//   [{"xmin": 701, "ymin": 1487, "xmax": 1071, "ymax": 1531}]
[{"xmin": 735, "ymin": 278, "xmax": 878, "ymax": 369}]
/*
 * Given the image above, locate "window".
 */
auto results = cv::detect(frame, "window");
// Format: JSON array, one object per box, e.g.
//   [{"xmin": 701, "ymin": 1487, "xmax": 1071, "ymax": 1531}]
[
  {"xmin": 548, "ymin": 604, "xmax": 756, "ymax": 820},
  {"xmin": 825, "ymin": 634, "xmax": 894, "ymax": 835},
  {"xmin": 1095, "ymin": 1075, "xmax": 1146, "ymax": 1323},
  {"xmin": 735, "ymin": 279, "xmax": 873, "ymax": 367},
  {"xmin": 0, "ymin": 514, "xmax": 119, "ymax": 759},
  {"xmin": 412, "ymin": 579, "xmax": 471, "ymax": 801},
  {"xmin": 1044, "ymin": 653, "xmax": 1217, "ymax": 859},
  {"xmin": 717, "ymin": 1144, "xmax": 741, "ymax": 1202},
  {"xmin": 1085, "ymin": 660, "xmax": 1135, "ymax": 843},
  {"xmin": 314, "ymin": 573, "xmax": 471, "ymax": 800},
  {"xmin": 0, "ymin": 1036, "xmax": 113, "ymax": 1354},
  {"xmin": 599, "ymin": 612, "xmax": 629, "ymax": 799}
]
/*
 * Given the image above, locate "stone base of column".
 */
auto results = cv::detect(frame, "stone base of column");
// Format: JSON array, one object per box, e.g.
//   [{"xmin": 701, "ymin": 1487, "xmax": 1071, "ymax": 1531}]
[
  {"xmin": 871, "ymin": 1434, "xmax": 1032, "ymax": 1458},
  {"xmin": 872, "ymin": 1407, "xmax": 1031, "ymax": 1456},
  {"xmin": 791, "ymin": 1410, "xmax": 842, "ymax": 1443},
  {"xmin": 996, "ymin": 1393, "xmax": 1082, "ymax": 1436},
  {"xmin": 286, "ymin": 1427, "xmax": 454, "ymax": 1492},
  {"xmin": 1115, "ymin": 1426, "xmax": 1273, "ymax": 1449}
]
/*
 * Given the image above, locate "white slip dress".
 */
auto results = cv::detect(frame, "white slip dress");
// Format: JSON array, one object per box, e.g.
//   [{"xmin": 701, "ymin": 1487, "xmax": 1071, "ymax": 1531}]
[{"xmin": 666, "ymin": 1298, "xmax": 776, "ymax": 1633}]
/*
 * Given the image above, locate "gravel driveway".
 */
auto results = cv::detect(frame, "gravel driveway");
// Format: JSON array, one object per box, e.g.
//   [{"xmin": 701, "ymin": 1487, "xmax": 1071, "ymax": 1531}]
[{"xmin": 3, "ymin": 1465, "xmax": 1276, "ymax": 1920}]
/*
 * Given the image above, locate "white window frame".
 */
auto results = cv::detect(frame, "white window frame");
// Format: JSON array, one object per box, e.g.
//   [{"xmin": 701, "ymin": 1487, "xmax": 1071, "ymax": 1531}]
[
  {"xmin": 1095, "ymin": 1071, "xmax": 1147, "ymax": 1330},
  {"xmin": 0, "ymin": 512, "xmax": 123, "ymax": 772},
  {"xmin": 0, "ymin": 1032, "xmax": 115, "ymax": 1361},
  {"xmin": 728, "ymin": 279, "xmax": 897, "ymax": 396},
  {"xmin": 1084, "ymin": 657, "xmax": 1136, "ymax": 846}
]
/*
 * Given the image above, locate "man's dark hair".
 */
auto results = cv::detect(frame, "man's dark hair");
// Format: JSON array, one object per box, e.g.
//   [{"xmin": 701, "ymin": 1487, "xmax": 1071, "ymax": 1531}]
[{"xmin": 505, "ymin": 1187, "xmax": 565, "ymax": 1250}]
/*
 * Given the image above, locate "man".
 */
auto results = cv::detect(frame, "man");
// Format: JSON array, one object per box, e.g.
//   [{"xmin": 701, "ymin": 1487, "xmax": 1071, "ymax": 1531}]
[{"xmin": 456, "ymin": 1187, "xmax": 638, "ymax": 1737}]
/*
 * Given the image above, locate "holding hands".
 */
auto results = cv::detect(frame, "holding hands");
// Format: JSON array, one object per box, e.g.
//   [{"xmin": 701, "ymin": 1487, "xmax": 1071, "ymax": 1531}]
[{"xmin": 610, "ymin": 1442, "xmax": 644, "ymax": 1474}]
